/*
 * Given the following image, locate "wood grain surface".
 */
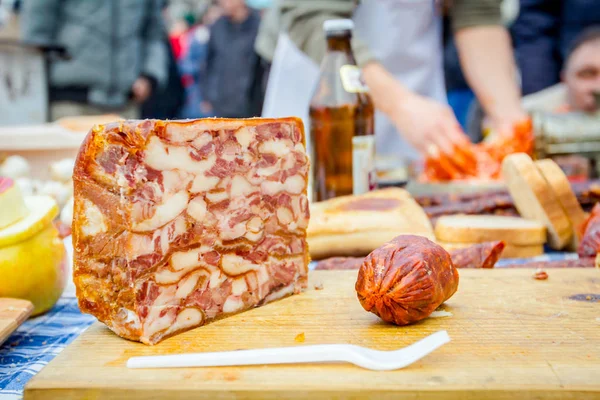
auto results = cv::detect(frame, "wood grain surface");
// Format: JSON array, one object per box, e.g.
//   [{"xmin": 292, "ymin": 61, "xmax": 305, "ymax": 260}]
[
  {"xmin": 25, "ymin": 269, "xmax": 600, "ymax": 400},
  {"xmin": 0, "ymin": 298, "xmax": 33, "ymax": 346}
]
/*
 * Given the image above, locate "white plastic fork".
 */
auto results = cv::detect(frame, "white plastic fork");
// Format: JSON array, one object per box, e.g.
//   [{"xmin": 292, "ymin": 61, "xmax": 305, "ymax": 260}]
[{"xmin": 127, "ymin": 330, "xmax": 450, "ymax": 371}]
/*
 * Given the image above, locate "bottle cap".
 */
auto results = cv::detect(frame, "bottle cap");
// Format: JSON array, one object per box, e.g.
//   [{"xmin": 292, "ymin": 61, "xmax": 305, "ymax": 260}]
[{"xmin": 323, "ymin": 19, "xmax": 354, "ymax": 34}]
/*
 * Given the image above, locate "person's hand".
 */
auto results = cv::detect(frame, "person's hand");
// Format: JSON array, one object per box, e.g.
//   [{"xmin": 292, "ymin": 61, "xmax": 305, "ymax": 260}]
[
  {"xmin": 132, "ymin": 77, "xmax": 152, "ymax": 103},
  {"xmin": 391, "ymin": 92, "xmax": 472, "ymax": 157},
  {"xmin": 482, "ymin": 109, "xmax": 530, "ymax": 142},
  {"xmin": 360, "ymin": 62, "xmax": 475, "ymax": 174}
]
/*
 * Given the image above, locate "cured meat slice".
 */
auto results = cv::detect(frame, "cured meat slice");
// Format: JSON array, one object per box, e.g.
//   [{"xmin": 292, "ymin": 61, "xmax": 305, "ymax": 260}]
[
  {"xmin": 414, "ymin": 189, "xmax": 509, "ymax": 207},
  {"xmin": 415, "ymin": 179, "xmax": 600, "ymax": 214},
  {"xmin": 72, "ymin": 118, "xmax": 310, "ymax": 345},
  {"xmin": 448, "ymin": 241, "xmax": 505, "ymax": 269},
  {"xmin": 578, "ymin": 203, "xmax": 600, "ymax": 257},
  {"xmin": 314, "ymin": 241, "xmax": 505, "ymax": 270},
  {"xmin": 423, "ymin": 195, "xmax": 517, "ymax": 219}
]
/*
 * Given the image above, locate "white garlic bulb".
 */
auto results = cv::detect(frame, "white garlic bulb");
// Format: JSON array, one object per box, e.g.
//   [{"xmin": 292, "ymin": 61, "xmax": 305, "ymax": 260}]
[
  {"xmin": 38, "ymin": 180, "xmax": 71, "ymax": 208},
  {"xmin": 65, "ymin": 179, "xmax": 74, "ymax": 197},
  {"xmin": 60, "ymin": 196, "xmax": 74, "ymax": 228},
  {"xmin": 30, "ymin": 179, "xmax": 45, "ymax": 195},
  {"xmin": 49, "ymin": 158, "xmax": 76, "ymax": 183},
  {"xmin": 0, "ymin": 155, "xmax": 31, "ymax": 179},
  {"xmin": 15, "ymin": 177, "xmax": 35, "ymax": 197}
]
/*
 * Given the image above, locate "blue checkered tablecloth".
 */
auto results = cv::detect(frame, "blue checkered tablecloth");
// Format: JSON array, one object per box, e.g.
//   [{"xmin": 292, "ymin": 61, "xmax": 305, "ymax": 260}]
[
  {"xmin": 0, "ymin": 252, "xmax": 578, "ymax": 399},
  {"xmin": 0, "ymin": 297, "xmax": 95, "ymax": 400},
  {"xmin": 495, "ymin": 251, "xmax": 579, "ymax": 266}
]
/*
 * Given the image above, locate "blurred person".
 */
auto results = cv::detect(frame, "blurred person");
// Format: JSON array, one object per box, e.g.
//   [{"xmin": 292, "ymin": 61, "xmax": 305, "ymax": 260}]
[
  {"xmin": 203, "ymin": 3, "xmax": 223, "ymax": 25},
  {"xmin": 443, "ymin": 16, "xmax": 476, "ymax": 134},
  {"xmin": 20, "ymin": 0, "xmax": 167, "ymax": 120},
  {"xmin": 166, "ymin": 0, "xmax": 210, "ymax": 27},
  {"xmin": 511, "ymin": 0, "xmax": 600, "ymax": 97},
  {"xmin": 203, "ymin": 0, "xmax": 265, "ymax": 118},
  {"xmin": 562, "ymin": 27, "xmax": 600, "ymax": 112},
  {"xmin": 141, "ymin": 1, "xmax": 185, "ymax": 120},
  {"xmin": 178, "ymin": 8, "xmax": 216, "ymax": 118},
  {"xmin": 256, "ymin": 0, "xmax": 527, "ymax": 164},
  {"xmin": 0, "ymin": 0, "xmax": 20, "ymax": 39},
  {"xmin": 468, "ymin": 27, "xmax": 600, "ymax": 138},
  {"xmin": 443, "ymin": 0, "xmax": 519, "ymax": 136},
  {"xmin": 169, "ymin": 16, "xmax": 192, "ymax": 61},
  {"xmin": 245, "ymin": 0, "xmax": 272, "ymax": 16},
  {"xmin": 521, "ymin": 27, "xmax": 600, "ymax": 114}
]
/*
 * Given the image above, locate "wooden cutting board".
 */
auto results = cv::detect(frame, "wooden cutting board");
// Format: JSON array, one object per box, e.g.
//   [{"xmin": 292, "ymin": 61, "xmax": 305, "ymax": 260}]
[
  {"xmin": 0, "ymin": 298, "xmax": 33, "ymax": 346},
  {"xmin": 25, "ymin": 269, "xmax": 600, "ymax": 400}
]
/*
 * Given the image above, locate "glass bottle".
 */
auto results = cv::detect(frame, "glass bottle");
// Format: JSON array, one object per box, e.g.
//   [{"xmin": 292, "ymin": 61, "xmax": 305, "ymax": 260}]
[{"xmin": 309, "ymin": 19, "xmax": 376, "ymax": 202}]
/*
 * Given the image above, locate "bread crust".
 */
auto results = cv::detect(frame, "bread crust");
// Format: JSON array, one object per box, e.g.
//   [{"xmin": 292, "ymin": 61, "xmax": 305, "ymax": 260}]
[
  {"xmin": 309, "ymin": 230, "xmax": 436, "ymax": 260},
  {"xmin": 307, "ymin": 188, "xmax": 434, "ymax": 259},
  {"xmin": 434, "ymin": 215, "xmax": 546, "ymax": 245},
  {"xmin": 502, "ymin": 153, "xmax": 572, "ymax": 249},
  {"xmin": 535, "ymin": 159, "xmax": 587, "ymax": 251}
]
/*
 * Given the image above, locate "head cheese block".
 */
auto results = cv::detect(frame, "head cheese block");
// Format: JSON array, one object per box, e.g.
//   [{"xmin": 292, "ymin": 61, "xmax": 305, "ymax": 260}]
[{"xmin": 72, "ymin": 118, "xmax": 310, "ymax": 344}]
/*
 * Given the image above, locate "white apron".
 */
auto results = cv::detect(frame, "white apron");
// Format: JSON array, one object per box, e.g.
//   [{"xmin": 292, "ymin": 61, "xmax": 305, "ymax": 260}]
[{"xmin": 261, "ymin": 0, "xmax": 446, "ymax": 164}]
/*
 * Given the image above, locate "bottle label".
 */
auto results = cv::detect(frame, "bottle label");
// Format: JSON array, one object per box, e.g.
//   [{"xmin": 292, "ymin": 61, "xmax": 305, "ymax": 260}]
[
  {"xmin": 340, "ymin": 65, "xmax": 369, "ymax": 94},
  {"xmin": 352, "ymin": 135, "xmax": 376, "ymax": 195}
]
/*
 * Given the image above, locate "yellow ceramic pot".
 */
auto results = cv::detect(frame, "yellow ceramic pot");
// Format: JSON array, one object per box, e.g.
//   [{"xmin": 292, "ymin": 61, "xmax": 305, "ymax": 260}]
[{"xmin": 0, "ymin": 191, "xmax": 67, "ymax": 316}]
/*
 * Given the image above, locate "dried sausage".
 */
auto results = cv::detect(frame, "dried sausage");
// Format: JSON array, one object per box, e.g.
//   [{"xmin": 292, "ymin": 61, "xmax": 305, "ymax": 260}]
[{"xmin": 355, "ymin": 235, "xmax": 459, "ymax": 325}]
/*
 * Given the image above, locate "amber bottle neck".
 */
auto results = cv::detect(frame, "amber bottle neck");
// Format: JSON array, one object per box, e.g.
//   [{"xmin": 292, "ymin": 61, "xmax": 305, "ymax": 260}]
[{"xmin": 326, "ymin": 33, "xmax": 352, "ymax": 53}]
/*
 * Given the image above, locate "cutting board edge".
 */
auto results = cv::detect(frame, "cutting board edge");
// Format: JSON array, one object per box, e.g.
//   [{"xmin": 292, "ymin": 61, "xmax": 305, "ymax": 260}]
[
  {"xmin": 0, "ymin": 297, "xmax": 34, "ymax": 346},
  {"xmin": 23, "ymin": 385, "xmax": 600, "ymax": 400}
]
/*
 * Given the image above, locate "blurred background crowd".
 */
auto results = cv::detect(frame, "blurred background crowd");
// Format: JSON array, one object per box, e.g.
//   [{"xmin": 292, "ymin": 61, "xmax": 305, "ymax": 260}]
[{"xmin": 0, "ymin": 0, "xmax": 598, "ymax": 139}]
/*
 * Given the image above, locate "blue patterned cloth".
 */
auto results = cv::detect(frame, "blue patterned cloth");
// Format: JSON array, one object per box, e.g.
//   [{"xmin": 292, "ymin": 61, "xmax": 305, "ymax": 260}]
[
  {"xmin": 496, "ymin": 251, "xmax": 578, "ymax": 266},
  {"xmin": 0, "ymin": 251, "xmax": 577, "ymax": 399},
  {"xmin": 0, "ymin": 296, "xmax": 95, "ymax": 400}
]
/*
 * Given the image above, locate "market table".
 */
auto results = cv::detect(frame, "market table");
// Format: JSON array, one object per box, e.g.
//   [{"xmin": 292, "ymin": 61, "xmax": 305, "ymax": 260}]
[{"xmin": 0, "ymin": 252, "xmax": 582, "ymax": 399}]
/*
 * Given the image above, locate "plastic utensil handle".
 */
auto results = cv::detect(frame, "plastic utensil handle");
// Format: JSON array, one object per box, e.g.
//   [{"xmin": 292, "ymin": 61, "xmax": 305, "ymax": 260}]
[
  {"xmin": 127, "ymin": 344, "xmax": 349, "ymax": 369},
  {"xmin": 127, "ymin": 330, "xmax": 450, "ymax": 370}
]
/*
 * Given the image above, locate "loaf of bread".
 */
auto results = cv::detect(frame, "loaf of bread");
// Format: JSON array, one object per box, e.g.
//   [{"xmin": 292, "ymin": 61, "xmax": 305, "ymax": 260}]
[
  {"xmin": 535, "ymin": 159, "xmax": 587, "ymax": 250},
  {"xmin": 502, "ymin": 153, "xmax": 572, "ymax": 249},
  {"xmin": 307, "ymin": 188, "xmax": 434, "ymax": 259},
  {"xmin": 435, "ymin": 214, "xmax": 546, "ymax": 246}
]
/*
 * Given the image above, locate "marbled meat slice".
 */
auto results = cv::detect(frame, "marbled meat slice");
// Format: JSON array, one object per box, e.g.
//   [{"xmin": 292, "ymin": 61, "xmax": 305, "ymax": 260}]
[
  {"xmin": 72, "ymin": 118, "xmax": 310, "ymax": 345},
  {"xmin": 314, "ymin": 241, "xmax": 505, "ymax": 270}
]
